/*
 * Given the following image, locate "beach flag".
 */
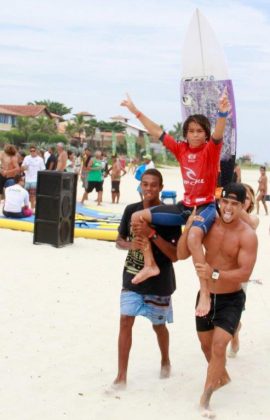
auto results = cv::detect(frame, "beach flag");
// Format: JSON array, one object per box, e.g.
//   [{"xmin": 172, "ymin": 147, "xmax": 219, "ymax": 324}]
[
  {"xmin": 143, "ymin": 133, "xmax": 151, "ymax": 155},
  {"xmin": 125, "ymin": 133, "xmax": 136, "ymax": 158},
  {"xmin": 111, "ymin": 131, "xmax": 117, "ymax": 155}
]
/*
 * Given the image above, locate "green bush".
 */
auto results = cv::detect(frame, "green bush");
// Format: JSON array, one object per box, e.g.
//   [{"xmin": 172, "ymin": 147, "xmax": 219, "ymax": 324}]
[
  {"xmin": 48, "ymin": 134, "xmax": 68, "ymax": 145},
  {"xmin": 28, "ymin": 132, "xmax": 50, "ymax": 144},
  {"xmin": 5, "ymin": 129, "xmax": 26, "ymax": 147}
]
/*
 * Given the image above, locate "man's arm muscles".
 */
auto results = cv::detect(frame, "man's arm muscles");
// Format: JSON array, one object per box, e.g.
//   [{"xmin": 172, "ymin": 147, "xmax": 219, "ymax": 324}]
[{"xmin": 219, "ymin": 234, "xmax": 258, "ymax": 284}]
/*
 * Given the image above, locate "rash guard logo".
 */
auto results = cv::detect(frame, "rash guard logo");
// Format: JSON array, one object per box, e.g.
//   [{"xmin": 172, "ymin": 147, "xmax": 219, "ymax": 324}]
[{"xmin": 183, "ymin": 167, "xmax": 205, "ymax": 185}]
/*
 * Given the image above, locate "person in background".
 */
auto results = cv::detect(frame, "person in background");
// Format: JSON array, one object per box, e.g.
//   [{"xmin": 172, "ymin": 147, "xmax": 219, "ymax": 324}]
[
  {"xmin": 45, "ymin": 146, "xmax": 57, "ymax": 170},
  {"xmin": 108, "ymin": 155, "xmax": 126, "ymax": 203},
  {"xmin": 81, "ymin": 148, "xmax": 92, "ymax": 189},
  {"xmin": 66, "ymin": 150, "xmax": 75, "ymax": 173},
  {"xmin": 56, "ymin": 142, "xmax": 68, "ymax": 171},
  {"xmin": 22, "ymin": 145, "xmax": 45, "ymax": 209},
  {"xmin": 0, "ymin": 144, "xmax": 20, "ymax": 201},
  {"xmin": 228, "ymin": 183, "xmax": 259, "ymax": 358},
  {"xmin": 232, "ymin": 162, "xmax": 241, "ymax": 183},
  {"xmin": 80, "ymin": 150, "xmax": 103, "ymax": 206},
  {"xmin": 74, "ymin": 152, "xmax": 82, "ymax": 176},
  {"xmin": 3, "ymin": 174, "xmax": 32, "ymax": 218},
  {"xmin": 256, "ymin": 165, "xmax": 268, "ymax": 215}
]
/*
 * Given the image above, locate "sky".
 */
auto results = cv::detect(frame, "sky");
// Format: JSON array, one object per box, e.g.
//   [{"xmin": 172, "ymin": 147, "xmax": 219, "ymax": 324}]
[{"xmin": 0, "ymin": 0, "xmax": 270, "ymax": 163}]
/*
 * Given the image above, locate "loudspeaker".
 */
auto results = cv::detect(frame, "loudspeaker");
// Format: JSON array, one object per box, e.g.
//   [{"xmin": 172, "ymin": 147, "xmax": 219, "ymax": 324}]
[{"xmin": 34, "ymin": 171, "xmax": 77, "ymax": 247}]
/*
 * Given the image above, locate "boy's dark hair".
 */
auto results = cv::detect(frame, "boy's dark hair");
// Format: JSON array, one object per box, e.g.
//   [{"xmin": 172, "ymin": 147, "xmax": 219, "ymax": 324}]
[
  {"xmin": 183, "ymin": 114, "xmax": 211, "ymax": 141},
  {"xmin": 14, "ymin": 174, "xmax": 24, "ymax": 184},
  {"xmin": 141, "ymin": 168, "xmax": 163, "ymax": 186},
  {"xmin": 260, "ymin": 165, "xmax": 266, "ymax": 171}
]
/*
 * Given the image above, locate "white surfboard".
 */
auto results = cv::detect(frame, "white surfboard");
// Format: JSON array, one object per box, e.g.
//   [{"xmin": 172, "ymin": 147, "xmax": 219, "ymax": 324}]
[{"xmin": 181, "ymin": 9, "xmax": 236, "ymax": 186}]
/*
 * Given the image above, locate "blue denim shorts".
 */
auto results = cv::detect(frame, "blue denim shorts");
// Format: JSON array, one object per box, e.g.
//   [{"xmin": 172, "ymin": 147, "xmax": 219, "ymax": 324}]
[{"xmin": 120, "ymin": 290, "xmax": 173, "ymax": 325}]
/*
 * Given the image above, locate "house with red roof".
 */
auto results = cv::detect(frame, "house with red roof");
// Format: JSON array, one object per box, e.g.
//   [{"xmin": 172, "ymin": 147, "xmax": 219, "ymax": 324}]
[{"xmin": 0, "ymin": 105, "xmax": 52, "ymax": 131}]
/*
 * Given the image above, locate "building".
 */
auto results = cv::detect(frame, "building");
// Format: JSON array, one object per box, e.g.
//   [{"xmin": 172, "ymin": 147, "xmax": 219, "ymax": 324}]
[{"xmin": 0, "ymin": 105, "xmax": 52, "ymax": 131}]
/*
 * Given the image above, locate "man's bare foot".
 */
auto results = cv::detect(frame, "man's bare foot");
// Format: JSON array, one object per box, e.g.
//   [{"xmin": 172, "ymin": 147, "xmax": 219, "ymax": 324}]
[
  {"xmin": 160, "ymin": 362, "xmax": 171, "ymax": 379},
  {"xmin": 112, "ymin": 378, "xmax": 127, "ymax": 390},
  {"xmin": 200, "ymin": 408, "xmax": 216, "ymax": 418},
  {"xmin": 200, "ymin": 389, "xmax": 215, "ymax": 418},
  {"xmin": 196, "ymin": 292, "xmax": 211, "ymax": 317},
  {"xmin": 132, "ymin": 266, "xmax": 160, "ymax": 284},
  {"xmin": 214, "ymin": 372, "xmax": 231, "ymax": 390}
]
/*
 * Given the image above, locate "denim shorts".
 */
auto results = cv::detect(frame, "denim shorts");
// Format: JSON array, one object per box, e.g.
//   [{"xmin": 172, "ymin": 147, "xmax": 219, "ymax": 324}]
[
  {"xmin": 120, "ymin": 290, "xmax": 173, "ymax": 325},
  {"xmin": 25, "ymin": 181, "xmax": 37, "ymax": 192}
]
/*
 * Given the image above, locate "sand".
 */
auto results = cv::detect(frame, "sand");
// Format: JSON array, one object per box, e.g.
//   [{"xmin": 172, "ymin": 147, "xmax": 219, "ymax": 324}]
[{"xmin": 0, "ymin": 167, "xmax": 269, "ymax": 420}]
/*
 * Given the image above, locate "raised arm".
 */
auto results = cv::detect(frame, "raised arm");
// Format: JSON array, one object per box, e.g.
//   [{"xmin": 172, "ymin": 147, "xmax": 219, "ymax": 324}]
[
  {"xmin": 121, "ymin": 94, "xmax": 163, "ymax": 139},
  {"xmin": 212, "ymin": 89, "xmax": 231, "ymax": 141}
]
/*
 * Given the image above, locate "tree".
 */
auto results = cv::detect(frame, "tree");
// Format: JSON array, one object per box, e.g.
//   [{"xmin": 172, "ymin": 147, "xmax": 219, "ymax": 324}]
[
  {"xmin": 28, "ymin": 100, "xmax": 72, "ymax": 116},
  {"xmin": 16, "ymin": 116, "xmax": 35, "ymax": 141},
  {"xmin": 169, "ymin": 122, "xmax": 183, "ymax": 141},
  {"xmin": 31, "ymin": 116, "xmax": 57, "ymax": 135}
]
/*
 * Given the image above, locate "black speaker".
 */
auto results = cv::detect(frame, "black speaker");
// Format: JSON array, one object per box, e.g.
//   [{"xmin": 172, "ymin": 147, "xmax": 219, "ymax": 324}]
[{"xmin": 34, "ymin": 171, "xmax": 77, "ymax": 247}]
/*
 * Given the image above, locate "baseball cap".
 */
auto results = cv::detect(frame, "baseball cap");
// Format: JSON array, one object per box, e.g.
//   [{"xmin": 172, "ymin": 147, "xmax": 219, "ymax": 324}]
[
  {"xmin": 143, "ymin": 154, "xmax": 152, "ymax": 160},
  {"xmin": 221, "ymin": 182, "xmax": 246, "ymax": 203}
]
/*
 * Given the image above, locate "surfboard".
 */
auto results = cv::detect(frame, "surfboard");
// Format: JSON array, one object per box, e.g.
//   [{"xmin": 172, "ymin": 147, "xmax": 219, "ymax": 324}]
[
  {"xmin": 181, "ymin": 9, "xmax": 236, "ymax": 186},
  {"xmin": 0, "ymin": 204, "xmax": 121, "ymax": 241}
]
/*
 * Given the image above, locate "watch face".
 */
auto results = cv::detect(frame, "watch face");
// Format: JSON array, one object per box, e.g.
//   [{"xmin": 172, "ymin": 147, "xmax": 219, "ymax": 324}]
[
  {"xmin": 212, "ymin": 270, "xmax": 219, "ymax": 280},
  {"xmin": 152, "ymin": 233, "xmax": 158, "ymax": 240}
]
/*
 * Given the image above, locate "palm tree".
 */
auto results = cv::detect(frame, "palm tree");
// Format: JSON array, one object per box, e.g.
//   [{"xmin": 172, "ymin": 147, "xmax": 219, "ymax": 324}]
[
  {"xmin": 31, "ymin": 116, "xmax": 57, "ymax": 135},
  {"xmin": 169, "ymin": 122, "xmax": 183, "ymax": 141},
  {"xmin": 16, "ymin": 116, "xmax": 35, "ymax": 141}
]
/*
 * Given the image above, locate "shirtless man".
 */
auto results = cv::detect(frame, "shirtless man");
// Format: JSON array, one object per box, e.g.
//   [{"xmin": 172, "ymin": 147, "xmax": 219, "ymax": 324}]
[
  {"xmin": 108, "ymin": 155, "xmax": 126, "ymax": 203},
  {"xmin": 56, "ymin": 143, "xmax": 68, "ymax": 171},
  {"xmin": 0, "ymin": 144, "xmax": 20, "ymax": 201},
  {"xmin": 256, "ymin": 165, "xmax": 268, "ymax": 215},
  {"xmin": 177, "ymin": 182, "xmax": 258, "ymax": 418}
]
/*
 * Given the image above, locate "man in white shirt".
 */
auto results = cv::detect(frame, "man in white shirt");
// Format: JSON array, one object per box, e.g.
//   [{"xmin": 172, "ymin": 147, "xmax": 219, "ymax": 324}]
[
  {"xmin": 3, "ymin": 174, "xmax": 32, "ymax": 218},
  {"xmin": 22, "ymin": 145, "xmax": 45, "ymax": 209}
]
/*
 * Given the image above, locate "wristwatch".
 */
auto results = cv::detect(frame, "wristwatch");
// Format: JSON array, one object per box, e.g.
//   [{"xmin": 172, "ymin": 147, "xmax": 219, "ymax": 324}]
[
  {"xmin": 151, "ymin": 232, "xmax": 158, "ymax": 241},
  {"xmin": 211, "ymin": 269, "xmax": 220, "ymax": 281}
]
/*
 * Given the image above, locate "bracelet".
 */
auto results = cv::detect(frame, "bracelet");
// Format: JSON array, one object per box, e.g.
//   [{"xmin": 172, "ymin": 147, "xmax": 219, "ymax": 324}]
[
  {"xmin": 135, "ymin": 111, "xmax": 141, "ymax": 118},
  {"xmin": 217, "ymin": 111, "xmax": 229, "ymax": 118},
  {"xmin": 148, "ymin": 228, "xmax": 156, "ymax": 239}
]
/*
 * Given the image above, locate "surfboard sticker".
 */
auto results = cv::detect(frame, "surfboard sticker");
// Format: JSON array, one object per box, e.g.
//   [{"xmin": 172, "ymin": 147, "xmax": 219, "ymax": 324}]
[{"xmin": 180, "ymin": 78, "xmax": 237, "ymax": 160}]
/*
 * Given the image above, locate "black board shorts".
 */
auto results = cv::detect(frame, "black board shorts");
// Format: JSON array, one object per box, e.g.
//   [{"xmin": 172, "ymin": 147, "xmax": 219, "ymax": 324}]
[{"xmin": 195, "ymin": 289, "xmax": 246, "ymax": 336}]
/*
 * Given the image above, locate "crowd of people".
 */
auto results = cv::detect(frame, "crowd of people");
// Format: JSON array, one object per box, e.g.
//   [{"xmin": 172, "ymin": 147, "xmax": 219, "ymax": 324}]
[{"xmin": 0, "ymin": 141, "xmax": 155, "ymax": 217}]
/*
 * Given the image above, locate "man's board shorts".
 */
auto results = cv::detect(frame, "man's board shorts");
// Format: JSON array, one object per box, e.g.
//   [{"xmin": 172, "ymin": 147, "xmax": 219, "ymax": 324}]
[
  {"xmin": 120, "ymin": 289, "xmax": 173, "ymax": 325},
  {"xmin": 86, "ymin": 181, "xmax": 103, "ymax": 193},
  {"xmin": 0, "ymin": 175, "xmax": 15, "ymax": 194},
  {"xmin": 25, "ymin": 181, "xmax": 37, "ymax": 196},
  {"xmin": 151, "ymin": 201, "xmax": 216, "ymax": 234},
  {"xmin": 195, "ymin": 289, "xmax": 246, "ymax": 336},
  {"xmin": 111, "ymin": 180, "xmax": 120, "ymax": 193}
]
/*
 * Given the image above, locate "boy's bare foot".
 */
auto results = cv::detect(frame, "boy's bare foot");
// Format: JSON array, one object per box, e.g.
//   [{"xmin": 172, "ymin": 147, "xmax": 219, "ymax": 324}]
[
  {"xmin": 196, "ymin": 292, "xmax": 211, "ymax": 317},
  {"xmin": 160, "ymin": 362, "xmax": 171, "ymax": 379},
  {"xmin": 132, "ymin": 266, "xmax": 160, "ymax": 284}
]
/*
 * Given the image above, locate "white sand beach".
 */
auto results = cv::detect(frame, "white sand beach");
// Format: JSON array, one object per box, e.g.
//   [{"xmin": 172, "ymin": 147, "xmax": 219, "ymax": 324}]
[{"xmin": 1, "ymin": 167, "xmax": 269, "ymax": 420}]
